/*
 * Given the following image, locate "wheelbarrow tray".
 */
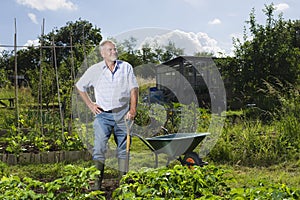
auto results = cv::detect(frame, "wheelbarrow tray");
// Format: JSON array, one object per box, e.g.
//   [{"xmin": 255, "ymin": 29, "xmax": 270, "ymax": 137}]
[{"xmin": 145, "ymin": 132, "xmax": 209, "ymax": 158}]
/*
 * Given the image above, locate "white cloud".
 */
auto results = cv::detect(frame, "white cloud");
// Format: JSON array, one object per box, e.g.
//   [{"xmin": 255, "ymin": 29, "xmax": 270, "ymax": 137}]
[
  {"xmin": 208, "ymin": 18, "xmax": 221, "ymax": 25},
  {"xmin": 139, "ymin": 29, "xmax": 225, "ymax": 56},
  {"xmin": 274, "ymin": 3, "xmax": 289, "ymax": 12},
  {"xmin": 28, "ymin": 13, "xmax": 38, "ymax": 24},
  {"xmin": 16, "ymin": 0, "xmax": 77, "ymax": 11},
  {"xmin": 24, "ymin": 39, "xmax": 40, "ymax": 47}
]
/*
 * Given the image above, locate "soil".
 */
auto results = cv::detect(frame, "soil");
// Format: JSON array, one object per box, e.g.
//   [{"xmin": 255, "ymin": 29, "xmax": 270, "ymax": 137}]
[{"xmin": 101, "ymin": 178, "xmax": 120, "ymax": 200}]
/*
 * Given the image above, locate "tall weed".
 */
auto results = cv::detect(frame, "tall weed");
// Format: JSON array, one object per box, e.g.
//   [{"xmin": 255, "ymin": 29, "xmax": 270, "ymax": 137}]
[
  {"xmin": 210, "ymin": 83, "xmax": 299, "ymax": 166},
  {"xmin": 210, "ymin": 120, "xmax": 281, "ymax": 166}
]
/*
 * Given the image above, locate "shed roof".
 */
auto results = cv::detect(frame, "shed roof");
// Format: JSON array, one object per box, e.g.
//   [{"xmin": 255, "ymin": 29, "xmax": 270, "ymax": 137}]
[{"xmin": 156, "ymin": 56, "xmax": 215, "ymax": 68}]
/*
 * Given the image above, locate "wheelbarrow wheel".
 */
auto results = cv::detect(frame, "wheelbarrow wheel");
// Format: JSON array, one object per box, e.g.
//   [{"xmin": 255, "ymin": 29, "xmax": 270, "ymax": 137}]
[{"xmin": 182, "ymin": 152, "xmax": 202, "ymax": 167}]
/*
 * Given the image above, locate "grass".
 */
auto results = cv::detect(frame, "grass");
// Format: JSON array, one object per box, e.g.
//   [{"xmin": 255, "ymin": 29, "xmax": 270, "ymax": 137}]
[{"xmin": 220, "ymin": 160, "xmax": 300, "ymax": 189}]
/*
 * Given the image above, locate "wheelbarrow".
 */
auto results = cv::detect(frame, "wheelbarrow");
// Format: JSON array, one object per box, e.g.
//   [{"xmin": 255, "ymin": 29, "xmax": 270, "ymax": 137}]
[{"xmin": 133, "ymin": 132, "xmax": 210, "ymax": 168}]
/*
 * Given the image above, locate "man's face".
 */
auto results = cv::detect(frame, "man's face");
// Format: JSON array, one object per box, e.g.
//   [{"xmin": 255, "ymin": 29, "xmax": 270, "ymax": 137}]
[{"xmin": 101, "ymin": 42, "xmax": 118, "ymax": 62}]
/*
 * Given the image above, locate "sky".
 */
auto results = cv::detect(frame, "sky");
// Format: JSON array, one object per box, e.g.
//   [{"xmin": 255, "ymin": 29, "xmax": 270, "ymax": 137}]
[{"xmin": 0, "ymin": 0, "xmax": 299, "ymax": 56}]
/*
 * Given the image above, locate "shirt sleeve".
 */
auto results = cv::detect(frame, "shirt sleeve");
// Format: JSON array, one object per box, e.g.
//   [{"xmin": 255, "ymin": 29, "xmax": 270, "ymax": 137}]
[
  {"xmin": 75, "ymin": 67, "xmax": 94, "ymax": 92},
  {"xmin": 128, "ymin": 64, "xmax": 139, "ymax": 90}
]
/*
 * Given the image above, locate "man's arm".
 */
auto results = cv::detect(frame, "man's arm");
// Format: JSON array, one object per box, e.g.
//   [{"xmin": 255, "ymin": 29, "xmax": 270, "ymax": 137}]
[
  {"xmin": 76, "ymin": 87, "xmax": 101, "ymax": 115},
  {"xmin": 126, "ymin": 87, "xmax": 138, "ymax": 120}
]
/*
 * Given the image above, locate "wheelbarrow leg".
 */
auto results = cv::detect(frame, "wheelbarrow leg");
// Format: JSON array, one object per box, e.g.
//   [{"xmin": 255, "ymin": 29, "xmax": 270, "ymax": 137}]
[
  {"xmin": 154, "ymin": 153, "xmax": 158, "ymax": 168},
  {"xmin": 166, "ymin": 157, "xmax": 172, "ymax": 167}
]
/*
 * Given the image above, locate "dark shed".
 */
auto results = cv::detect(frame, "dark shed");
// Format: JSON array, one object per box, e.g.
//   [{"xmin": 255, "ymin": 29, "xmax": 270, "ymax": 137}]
[{"xmin": 155, "ymin": 56, "xmax": 226, "ymax": 108}]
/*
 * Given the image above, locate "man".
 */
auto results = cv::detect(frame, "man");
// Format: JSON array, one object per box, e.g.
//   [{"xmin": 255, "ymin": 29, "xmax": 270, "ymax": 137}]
[{"xmin": 75, "ymin": 40, "xmax": 139, "ymax": 190}]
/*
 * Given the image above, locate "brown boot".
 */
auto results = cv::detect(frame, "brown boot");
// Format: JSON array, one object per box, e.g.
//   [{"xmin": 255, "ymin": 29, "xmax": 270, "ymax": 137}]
[{"xmin": 91, "ymin": 160, "xmax": 105, "ymax": 190}]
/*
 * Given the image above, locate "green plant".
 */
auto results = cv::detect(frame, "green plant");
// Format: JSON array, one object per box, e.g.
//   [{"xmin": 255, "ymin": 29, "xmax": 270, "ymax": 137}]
[
  {"xmin": 113, "ymin": 164, "xmax": 300, "ymax": 199},
  {"xmin": 209, "ymin": 84, "xmax": 300, "ymax": 167},
  {"xmin": 209, "ymin": 118, "xmax": 292, "ymax": 166},
  {"xmin": 5, "ymin": 129, "xmax": 29, "ymax": 154},
  {"xmin": 230, "ymin": 182, "xmax": 300, "ymax": 199},
  {"xmin": 113, "ymin": 165, "xmax": 231, "ymax": 199},
  {"xmin": 55, "ymin": 131, "xmax": 85, "ymax": 151},
  {"xmin": 0, "ymin": 164, "xmax": 105, "ymax": 199}
]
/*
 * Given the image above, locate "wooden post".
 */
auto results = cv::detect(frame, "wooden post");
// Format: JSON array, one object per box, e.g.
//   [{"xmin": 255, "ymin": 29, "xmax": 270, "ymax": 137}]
[
  {"xmin": 69, "ymin": 28, "xmax": 75, "ymax": 134},
  {"xmin": 52, "ymin": 36, "xmax": 65, "ymax": 141},
  {"xmin": 38, "ymin": 18, "xmax": 45, "ymax": 135},
  {"xmin": 14, "ymin": 18, "xmax": 20, "ymax": 130}
]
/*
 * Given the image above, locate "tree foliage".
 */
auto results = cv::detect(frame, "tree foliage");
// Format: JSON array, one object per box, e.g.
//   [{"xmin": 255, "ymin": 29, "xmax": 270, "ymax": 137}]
[
  {"xmin": 0, "ymin": 50, "xmax": 13, "ymax": 87},
  {"xmin": 116, "ymin": 37, "xmax": 184, "ymax": 66},
  {"xmin": 232, "ymin": 4, "xmax": 300, "ymax": 111},
  {"xmin": 35, "ymin": 21, "xmax": 100, "ymax": 122}
]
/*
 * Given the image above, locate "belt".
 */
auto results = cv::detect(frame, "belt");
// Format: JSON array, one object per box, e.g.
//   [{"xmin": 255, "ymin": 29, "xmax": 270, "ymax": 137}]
[{"xmin": 100, "ymin": 104, "xmax": 128, "ymax": 113}]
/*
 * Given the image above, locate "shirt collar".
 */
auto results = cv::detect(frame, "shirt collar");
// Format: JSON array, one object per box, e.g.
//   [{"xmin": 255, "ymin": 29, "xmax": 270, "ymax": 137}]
[{"xmin": 101, "ymin": 60, "xmax": 120, "ymax": 71}]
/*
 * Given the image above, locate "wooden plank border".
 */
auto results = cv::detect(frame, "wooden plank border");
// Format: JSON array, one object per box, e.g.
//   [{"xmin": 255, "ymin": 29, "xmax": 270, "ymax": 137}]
[{"xmin": 0, "ymin": 150, "xmax": 92, "ymax": 165}]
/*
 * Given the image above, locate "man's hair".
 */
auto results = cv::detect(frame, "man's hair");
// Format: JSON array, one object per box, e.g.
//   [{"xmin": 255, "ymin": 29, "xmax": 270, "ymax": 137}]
[{"xmin": 99, "ymin": 40, "xmax": 116, "ymax": 51}]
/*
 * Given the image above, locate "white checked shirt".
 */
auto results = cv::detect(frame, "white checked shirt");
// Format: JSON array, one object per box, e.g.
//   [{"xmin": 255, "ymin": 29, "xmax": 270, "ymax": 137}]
[{"xmin": 76, "ymin": 60, "xmax": 138, "ymax": 111}]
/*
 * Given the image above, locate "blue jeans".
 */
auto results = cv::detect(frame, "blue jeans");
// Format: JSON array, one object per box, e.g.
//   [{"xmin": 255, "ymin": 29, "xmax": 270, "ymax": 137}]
[{"xmin": 93, "ymin": 108, "xmax": 129, "ymax": 161}]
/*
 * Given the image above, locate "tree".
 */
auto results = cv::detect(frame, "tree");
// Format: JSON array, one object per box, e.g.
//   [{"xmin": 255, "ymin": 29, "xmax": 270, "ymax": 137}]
[
  {"xmin": 116, "ymin": 37, "xmax": 143, "ymax": 67},
  {"xmin": 194, "ymin": 51, "xmax": 213, "ymax": 57},
  {"xmin": 0, "ymin": 50, "xmax": 13, "ymax": 87},
  {"xmin": 113, "ymin": 36, "xmax": 185, "ymax": 66},
  {"xmin": 233, "ymin": 4, "xmax": 300, "ymax": 111},
  {"xmin": 160, "ymin": 41, "xmax": 184, "ymax": 62},
  {"xmin": 140, "ymin": 43, "xmax": 159, "ymax": 64},
  {"xmin": 42, "ymin": 19, "xmax": 102, "ymax": 73}
]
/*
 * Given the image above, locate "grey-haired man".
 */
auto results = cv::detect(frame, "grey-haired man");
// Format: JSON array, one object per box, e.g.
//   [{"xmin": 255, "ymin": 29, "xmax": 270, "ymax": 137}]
[{"xmin": 76, "ymin": 40, "xmax": 138, "ymax": 190}]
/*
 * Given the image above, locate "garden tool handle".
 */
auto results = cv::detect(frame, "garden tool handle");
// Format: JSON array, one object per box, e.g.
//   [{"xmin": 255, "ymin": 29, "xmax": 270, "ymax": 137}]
[
  {"xmin": 125, "ymin": 118, "xmax": 134, "ymax": 147},
  {"xmin": 125, "ymin": 118, "xmax": 134, "ymax": 172}
]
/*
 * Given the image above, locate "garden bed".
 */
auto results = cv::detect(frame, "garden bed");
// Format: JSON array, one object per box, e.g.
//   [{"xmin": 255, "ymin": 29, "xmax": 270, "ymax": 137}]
[{"xmin": 0, "ymin": 150, "xmax": 91, "ymax": 165}]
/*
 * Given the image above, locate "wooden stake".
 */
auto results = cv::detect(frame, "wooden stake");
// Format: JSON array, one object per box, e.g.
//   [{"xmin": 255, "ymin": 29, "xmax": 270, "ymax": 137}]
[{"xmin": 14, "ymin": 18, "xmax": 19, "ymax": 130}]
